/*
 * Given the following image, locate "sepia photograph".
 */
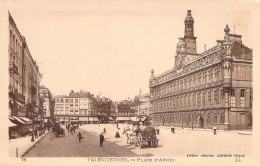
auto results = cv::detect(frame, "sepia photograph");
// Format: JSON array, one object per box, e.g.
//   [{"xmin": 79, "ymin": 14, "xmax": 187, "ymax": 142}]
[{"xmin": 0, "ymin": 0, "xmax": 260, "ymax": 165}]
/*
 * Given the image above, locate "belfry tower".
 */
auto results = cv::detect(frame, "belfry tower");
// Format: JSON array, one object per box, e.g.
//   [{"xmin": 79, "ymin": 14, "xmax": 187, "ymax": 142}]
[{"xmin": 184, "ymin": 10, "xmax": 197, "ymax": 54}]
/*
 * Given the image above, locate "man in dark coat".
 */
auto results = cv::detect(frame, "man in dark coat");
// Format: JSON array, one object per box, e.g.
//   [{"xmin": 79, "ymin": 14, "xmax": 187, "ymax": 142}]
[{"xmin": 100, "ymin": 133, "xmax": 105, "ymax": 147}]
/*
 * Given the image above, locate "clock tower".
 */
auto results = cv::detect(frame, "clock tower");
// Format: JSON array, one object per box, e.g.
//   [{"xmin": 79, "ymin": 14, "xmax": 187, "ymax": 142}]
[{"xmin": 184, "ymin": 10, "xmax": 197, "ymax": 54}]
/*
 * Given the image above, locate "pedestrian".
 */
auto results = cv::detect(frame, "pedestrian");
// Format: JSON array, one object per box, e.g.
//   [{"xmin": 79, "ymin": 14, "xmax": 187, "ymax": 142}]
[
  {"xmin": 171, "ymin": 125, "xmax": 175, "ymax": 133},
  {"xmin": 103, "ymin": 128, "xmax": 106, "ymax": 133},
  {"xmin": 77, "ymin": 132, "xmax": 83, "ymax": 142},
  {"xmin": 73, "ymin": 126, "xmax": 76, "ymax": 133},
  {"xmin": 100, "ymin": 133, "xmax": 105, "ymax": 147},
  {"xmin": 116, "ymin": 123, "xmax": 118, "ymax": 128},
  {"xmin": 115, "ymin": 131, "xmax": 120, "ymax": 138},
  {"xmin": 156, "ymin": 126, "xmax": 160, "ymax": 135},
  {"xmin": 34, "ymin": 129, "xmax": 38, "ymax": 138},
  {"xmin": 68, "ymin": 124, "xmax": 70, "ymax": 131},
  {"xmin": 70, "ymin": 127, "xmax": 73, "ymax": 135},
  {"xmin": 213, "ymin": 125, "xmax": 217, "ymax": 135},
  {"xmin": 31, "ymin": 131, "xmax": 34, "ymax": 142}
]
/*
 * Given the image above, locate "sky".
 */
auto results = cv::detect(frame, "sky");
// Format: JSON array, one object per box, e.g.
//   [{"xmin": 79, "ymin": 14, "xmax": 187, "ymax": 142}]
[{"xmin": 2, "ymin": 0, "xmax": 257, "ymax": 101}]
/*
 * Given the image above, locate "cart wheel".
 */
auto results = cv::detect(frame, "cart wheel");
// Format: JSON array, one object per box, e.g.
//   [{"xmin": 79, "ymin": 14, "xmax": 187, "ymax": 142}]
[{"xmin": 152, "ymin": 140, "xmax": 158, "ymax": 147}]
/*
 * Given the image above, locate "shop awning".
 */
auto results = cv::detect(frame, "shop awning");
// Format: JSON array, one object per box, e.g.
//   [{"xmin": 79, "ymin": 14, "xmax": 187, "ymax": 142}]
[
  {"xmin": 9, "ymin": 117, "xmax": 15, "ymax": 121},
  {"xmin": 19, "ymin": 117, "xmax": 33, "ymax": 124},
  {"xmin": 141, "ymin": 117, "xmax": 147, "ymax": 121},
  {"xmin": 12, "ymin": 116, "xmax": 26, "ymax": 124},
  {"xmin": 79, "ymin": 117, "xmax": 89, "ymax": 121},
  {"xmin": 8, "ymin": 119, "xmax": 17, "ymax": 127},
  {"xmin": 130, "ymin": 117, "xmax": 138, "ymax": 122},
  {"xmin": 116, "ymin": 117, "xmax": 131, "ymax": 121},
  {"xmin": 108, "ymin": 117, "xmax": 114, "ymax": 121},
  {"xmin": 88, "ymin": 117, "xmax": 99, "ymax": 121},
  {"xmin": 15, "ymin": 101, "xmax": 24, "ymax": 107}
]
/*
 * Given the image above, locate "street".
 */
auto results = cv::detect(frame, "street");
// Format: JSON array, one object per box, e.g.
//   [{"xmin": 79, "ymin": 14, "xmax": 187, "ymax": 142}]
[
  {"xmin": 22, "ymin": 125, "xmax": 140, "ymax": 157},
  {"xmin": 22, "ymin": 124, "xmax": 252, "ymax": 157}
]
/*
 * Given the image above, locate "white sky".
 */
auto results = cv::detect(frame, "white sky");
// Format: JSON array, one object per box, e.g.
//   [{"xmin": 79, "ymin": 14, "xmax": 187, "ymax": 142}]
[{"xmin": 3, "ymin": 0, "xmax": 257, "ymax": 101}]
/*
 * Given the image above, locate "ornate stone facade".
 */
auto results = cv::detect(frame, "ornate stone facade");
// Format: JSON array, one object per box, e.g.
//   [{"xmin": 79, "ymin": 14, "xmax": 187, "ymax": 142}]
[{"xmin": 149, "ymin": 10, "xmax": 252, "ymax": 130}]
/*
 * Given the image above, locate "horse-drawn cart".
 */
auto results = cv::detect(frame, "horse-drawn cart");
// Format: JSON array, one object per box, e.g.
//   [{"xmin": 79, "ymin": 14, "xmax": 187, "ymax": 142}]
[
  {"xmin": 52, "ymin": 124, "xmax": 65, "ymax": 137},
  {"xmin": 134, "ymin": 126, "xmax": 159, "ymax": 149}
]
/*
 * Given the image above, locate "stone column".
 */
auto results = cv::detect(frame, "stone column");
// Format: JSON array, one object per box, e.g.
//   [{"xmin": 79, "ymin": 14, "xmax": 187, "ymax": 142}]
[{"xmin": 224, "ymin": 89, "xmax": 230, "ymax": 130}]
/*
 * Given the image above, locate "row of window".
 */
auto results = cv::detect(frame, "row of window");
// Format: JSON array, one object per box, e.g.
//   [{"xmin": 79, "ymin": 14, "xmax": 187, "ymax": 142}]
[
  {"xmin": 153, "ymin": 113, "xmax": 225, "ymax": 124},
  {"xmin": 9, "ymin": 30, "xmax": 22, "ymax": 57},
  {"xmin": 55, "ymin": 98, "xmax": 93, "ymax": 103},
  {"xmin": 152, "ymin": 88, "xmax": 222, "ymax": 111},
  {"xmin": 230, "ymin": 89, "xmax": 252, "ymax": 107},
  {"xmin": 117, "ymin": 112, "xmax": 134, "ymax": 116},
  {"xmin": 151, "ymin": 68, "xmax": 221, "ymax": 97},
  {"xmin": 54, "ymin": 110, "xmax": 93, "ymax": 115}
]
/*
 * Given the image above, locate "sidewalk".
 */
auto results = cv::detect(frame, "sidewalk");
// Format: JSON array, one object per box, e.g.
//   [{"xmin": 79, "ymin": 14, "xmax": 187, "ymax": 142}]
[
  {"xmin": 159, "ymin": 125, "xmax": 252, "ymax": 134},
  {"xmin": 9, "ymin": 130, "xmax": 50, "ymax": 157},
  {"xmin": 80, "ymin": 123, "xmax": 252, "ymax": 157}
]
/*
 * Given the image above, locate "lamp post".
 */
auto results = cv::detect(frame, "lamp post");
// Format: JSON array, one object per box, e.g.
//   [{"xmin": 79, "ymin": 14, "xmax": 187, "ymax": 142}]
[
  {"xmin": 182, "ymin": 114, "xmax": 184, "ymax": 129},
  {"xmin": 192, "ymin": 113, "xmax": 194, "ymax": 130}
]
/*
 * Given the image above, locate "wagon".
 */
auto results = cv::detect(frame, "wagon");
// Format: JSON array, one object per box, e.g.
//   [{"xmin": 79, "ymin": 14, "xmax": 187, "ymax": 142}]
[
  {"xmin": 134, "ymin": 126, "xmax": 159, "ymax": 149},
  {"xmin": 54, "ymin": 127, "xmax": 65, "ymax": 137}
]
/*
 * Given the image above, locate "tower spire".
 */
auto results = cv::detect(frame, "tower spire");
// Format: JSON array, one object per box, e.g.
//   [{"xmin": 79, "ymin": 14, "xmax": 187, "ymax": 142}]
[{"xmin": 184, "ymin": 10, "xmax": 197, "ymax": 54}]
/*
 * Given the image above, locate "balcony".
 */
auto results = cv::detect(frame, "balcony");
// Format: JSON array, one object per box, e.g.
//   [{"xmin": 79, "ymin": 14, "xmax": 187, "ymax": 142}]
[
  {"xmin": 9, "ymin": 89, "xmax": 25, "ymax": 103},
  {"xmin": 9, "ymin": 62, "xmax": 19, "ymax": 75}
]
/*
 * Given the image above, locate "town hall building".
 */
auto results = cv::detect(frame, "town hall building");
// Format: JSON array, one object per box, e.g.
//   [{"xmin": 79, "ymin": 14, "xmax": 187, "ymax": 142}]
[{"xmin": 149, "ymin": 10, "xmax": 252, "ymax": 130}]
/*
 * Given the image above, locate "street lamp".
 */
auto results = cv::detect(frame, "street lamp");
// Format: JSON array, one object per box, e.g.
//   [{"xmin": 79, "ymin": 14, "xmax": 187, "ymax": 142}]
[
  {"xmin": 182, "ymin": 114, "xmax": 183, "ymax": 129},
  {"xmin": 192, "ymin": 113, "xmax": 194, "ymax": 130}
]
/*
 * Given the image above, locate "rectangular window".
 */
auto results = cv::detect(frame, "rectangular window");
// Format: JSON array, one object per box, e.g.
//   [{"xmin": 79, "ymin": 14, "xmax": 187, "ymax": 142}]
[
  {"xmin": 75, "ymin": 99, "xmax": 78, "ymax": 103},
  {"xmin": 60, "ymin": 99, "xmax": 64, "ymax": 103},
  {"xmin": 240, "ymin": 89, "xmax": 245, "ymax": 107},
  {"xmin": 65, "ymin": 110, "xmax": 69, "ymax": 115},
  {"xmin": 231, "ymin": 89, "xmax": 235, "ymax": 107},
  {"xmin": 215, "ymin": 72, "xmax": 219, "ymax": 81},
  {"xmin": 241, "ymin": 89, "xmax": 245, "ymax": 97},
  {"xmin": 197, "ymin": 92, "xmax": 201, "ymax": 107},
  {"xmin": 208, "ymin": 91, "xmax": 212, "ymax": 104},
  {"xmin": 70, "ymin": 99, "xmax": 73, "ymax": 103},
  {"xmin": 202, "ymin": 92, "xmax": 206, "ymax": 107},
  {"xmin": 214, "ymin": 90, "xmax": 219, "ymax": 104},
  {"xmin": 65, "ymin": 99, "xmax": 69, "ymax": 103}
]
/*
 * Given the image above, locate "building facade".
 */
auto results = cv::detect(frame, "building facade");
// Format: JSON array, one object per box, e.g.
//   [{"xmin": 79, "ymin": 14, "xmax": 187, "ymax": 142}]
[
  {"xmin": 149, "ymin": 10, "xmax": 252, "ymax": 130},
  {"xmin": 39, "ymin": 86, "xmax": 53, "ymax": 121},
  {"xmin": 134, "ymin": 90, "xmax": 151, "ymax": 116},
  {"xmin": 9, "ymin": 12, "xmax": 42, "ymax": 121},
  {"xmin": 54, "ymin": 90, "xmax": 101, "ymax": 123},
  {"xmin": 116, "ymin": 100, "xmax": 136, "ymax": 117}
]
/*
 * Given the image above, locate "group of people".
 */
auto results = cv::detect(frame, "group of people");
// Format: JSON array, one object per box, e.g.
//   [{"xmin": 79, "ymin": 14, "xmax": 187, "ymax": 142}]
[
  {"xmin": 31, "ymin": 124, "xmax": 46, "ymax": 142},
  {"xmin": 66, "ymin": 124, "xmax": 76, "ymax": 135}
]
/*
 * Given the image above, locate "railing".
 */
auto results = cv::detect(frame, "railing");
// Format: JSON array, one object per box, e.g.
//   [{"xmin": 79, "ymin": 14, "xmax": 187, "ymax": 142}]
[{"xmin": 9, "ymin": 89, "xmax": 25, "ymax": 102}]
